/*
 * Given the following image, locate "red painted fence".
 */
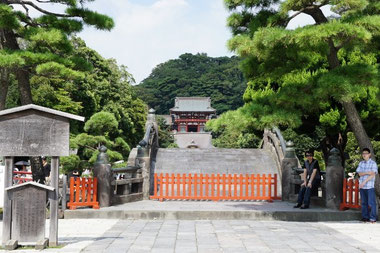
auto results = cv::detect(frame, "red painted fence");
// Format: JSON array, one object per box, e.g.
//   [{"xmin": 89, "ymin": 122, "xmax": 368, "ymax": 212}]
[
  {"xmin": 340, "ymin": 178, "xmax": 361, "ymax": 210},
  {"xmin": 150, "ymin": 173, "xmax": 281, "ymax": 201},
  {"xmin": 13, "ymin": 171, "xmax": 33, "ymax": 184},
  {"xmin": 67, "ymin": 177, "xmax": 99, "ymax": 210}
]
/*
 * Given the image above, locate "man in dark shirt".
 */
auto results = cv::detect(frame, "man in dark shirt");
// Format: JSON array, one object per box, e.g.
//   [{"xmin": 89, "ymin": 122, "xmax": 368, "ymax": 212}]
[
  {"xmin": 294, "ymin": 150, "xmax": 321, "ymax": 209},
  {"xmin": 42, "ymin": 157, "xmax": 51, "ymax": 181}
]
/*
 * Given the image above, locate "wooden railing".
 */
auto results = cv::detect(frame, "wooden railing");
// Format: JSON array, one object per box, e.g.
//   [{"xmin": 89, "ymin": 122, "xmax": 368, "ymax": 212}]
[
  {"xmin": 150, "ymin": 173, "xmax": 281, "ymax": 201},
  {"xmin": 340, "ymin": 178, "xmax": 361, "ymax": 210},
  {"xmin": 67, "ymin": 177, "xmax": 99, "ymax": 210}
]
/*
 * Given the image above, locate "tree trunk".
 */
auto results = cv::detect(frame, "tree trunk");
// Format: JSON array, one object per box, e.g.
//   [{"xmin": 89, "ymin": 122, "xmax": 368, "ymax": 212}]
[
  {"xmin": 16, "ymin": 67, "xmax": 33, "ymax": 105},
  {"xmin": 342, "ymin": 100, "xmax": 375, "ymax": 157},
  {"xmin": 1, "ymin": 28, "xmax": 33, "ymax": 105},
  {"xmin": 0, "ymin": 69, "xmax": 9, "ymax": 110},
  {"xmin": 30, "ymin": 156, "xmax": 45, "ymax": 184}
]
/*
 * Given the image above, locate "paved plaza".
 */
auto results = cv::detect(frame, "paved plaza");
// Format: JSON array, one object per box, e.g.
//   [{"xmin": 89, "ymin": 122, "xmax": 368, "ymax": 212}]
[{"xmin": 1, "ymin": 219, "xmax": 380, "ymax": 252}]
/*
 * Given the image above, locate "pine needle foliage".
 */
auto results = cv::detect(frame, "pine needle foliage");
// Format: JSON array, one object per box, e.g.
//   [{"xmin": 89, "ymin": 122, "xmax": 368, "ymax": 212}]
[{"xmin": 225, "ymin": 0, "xmax": 380, "ymax": 156}]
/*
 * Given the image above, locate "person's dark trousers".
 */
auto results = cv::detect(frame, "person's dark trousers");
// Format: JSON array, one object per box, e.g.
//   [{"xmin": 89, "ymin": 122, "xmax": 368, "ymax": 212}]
[
  {"xmin": 297, "ymin": 181, "xmax": 319, "ymax": 207},
  {"xmin": 360, "ymin": 188, "xmax": 377, "ymax": 221}
]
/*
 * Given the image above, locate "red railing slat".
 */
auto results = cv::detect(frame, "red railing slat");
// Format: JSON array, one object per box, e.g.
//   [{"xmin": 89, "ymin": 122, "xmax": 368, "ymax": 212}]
[
  {"xmin": 340, "ymin": 178, "xmax": 361, "ymax": 210},
  {"xmin": 150, "ymin": 173, "xmax": 281, "ymax": 201},
  {"xmin": 67, "ymin": 177, "xmax": 99, "ymax": 210}
]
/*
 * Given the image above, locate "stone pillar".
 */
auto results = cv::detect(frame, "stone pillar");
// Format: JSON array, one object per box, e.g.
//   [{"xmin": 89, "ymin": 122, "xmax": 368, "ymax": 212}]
[
  {"xmin": 136, "ymin": 145, "xmax": 150, "ymax": 200},
  {"xmin": 93, "ymin": 146, "xmax": 113, "ymax": 207},
  {"xmin": 325, "ymin": 148, "xmax": 344, "ymax": 209},
  {"xmin": 281, "ymin": 141, "xmax": 298, "ymax": 201}
]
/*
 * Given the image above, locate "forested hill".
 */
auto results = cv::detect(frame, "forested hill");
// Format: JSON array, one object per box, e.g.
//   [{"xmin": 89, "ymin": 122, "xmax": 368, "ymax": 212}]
[{"xmin": 134, "ymin": 53, "xmax": 246, "ymax": 114}]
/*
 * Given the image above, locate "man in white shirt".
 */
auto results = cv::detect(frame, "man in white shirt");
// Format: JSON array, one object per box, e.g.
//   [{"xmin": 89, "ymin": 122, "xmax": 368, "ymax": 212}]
[{"xmin": 356, "ymin": 148, "xmax": 378, "ymax": 223}]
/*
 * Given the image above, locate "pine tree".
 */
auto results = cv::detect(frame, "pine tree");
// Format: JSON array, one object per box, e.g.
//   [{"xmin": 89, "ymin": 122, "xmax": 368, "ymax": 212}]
[
  {"xmin": 0, "ymin": 0, "xmax": 114, "ymax": 109},
  {"xmin": 225, "ymin": 0, "xmax": 380, "ymax": 157}
]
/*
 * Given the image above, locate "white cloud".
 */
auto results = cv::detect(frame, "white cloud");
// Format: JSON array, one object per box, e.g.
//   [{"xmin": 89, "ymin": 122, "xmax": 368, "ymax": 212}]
[{"xmin": 79, "ymin": 0, "xmax": 233, "ymax": 83}]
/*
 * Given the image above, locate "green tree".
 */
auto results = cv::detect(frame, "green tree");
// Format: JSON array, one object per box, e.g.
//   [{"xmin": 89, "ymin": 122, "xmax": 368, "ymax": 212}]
[
  {"xmin": 0, "ymin": 0, "xmax": 113, "ymax": 109},
  {"xmin": 65, "ymin": 111, "xmax": 131, "ymax": 171},
  {"xmin": 135, "ymin": 53, "xmax": 246, "ymax": 114},
  {"xmin": 225, "ymin": 0, "xmax": 380, "ymax": 158},
  {"xmin": 31, "ymin": 37, "xmax": 147, "ymax": 149},
  {"xmin": 206, "ymin": 106, "xmax": 261, "ymax": 148},
  {"xmin": 156, "ymin": 116, "xmax": 176, "ymax": 148},
  {"xmin": 32, "ymin": 39, "xmax": 147, "ymax": 171}
]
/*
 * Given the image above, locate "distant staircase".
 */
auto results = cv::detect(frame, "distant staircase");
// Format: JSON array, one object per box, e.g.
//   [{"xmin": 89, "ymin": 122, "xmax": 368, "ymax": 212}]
[
  {"xmin": 154, "ymin": 148, "xmax": 279, "ymax": 175},
  {"xmin": 153, "ymin": 148, "xmax": 281, "ymax": 195}
]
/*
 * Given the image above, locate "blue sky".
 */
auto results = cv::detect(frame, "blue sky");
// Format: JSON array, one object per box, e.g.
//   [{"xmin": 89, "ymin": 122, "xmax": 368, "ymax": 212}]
[{"xmin": 79, "ymin": 0, "xmax": 234, "ymax": 83}]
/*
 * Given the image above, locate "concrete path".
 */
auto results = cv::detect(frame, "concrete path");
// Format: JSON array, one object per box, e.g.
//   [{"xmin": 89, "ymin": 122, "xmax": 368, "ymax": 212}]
[{"xmin": 1, "ymin": 219, "xmax": 380, "ymax": 252}]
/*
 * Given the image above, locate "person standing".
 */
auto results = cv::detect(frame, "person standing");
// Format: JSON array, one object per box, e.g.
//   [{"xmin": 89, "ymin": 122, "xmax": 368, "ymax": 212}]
[
  {"xmin": 294, "ymin": 150, "xmax": 321, "ymax": 209},
  {"xmin": 42, "ymin": 157, "xmax": 51, "ymax": 183},
  {"xmin": 356, "ymin": 148, "xmax": 378, "ymax": 223}
]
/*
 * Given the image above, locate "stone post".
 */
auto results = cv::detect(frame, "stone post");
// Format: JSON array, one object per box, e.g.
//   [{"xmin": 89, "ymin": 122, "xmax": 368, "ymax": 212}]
[
  {"xmin": 281, "ymin": 141, "xmax": 299, "ymax": 201},
  {"xmin": 325, "ymin": 148, "xmax": 344, "ymax": 209},
  {"xmin": 136, "ymin": 145, "xmax": 150, "ymax": 200},
  {"xmin": 93, "ymin": 145, "xmax": 113, "ymax": 207}
]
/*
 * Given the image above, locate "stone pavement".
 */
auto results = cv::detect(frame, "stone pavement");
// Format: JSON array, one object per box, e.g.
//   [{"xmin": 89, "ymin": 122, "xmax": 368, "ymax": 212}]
[{"xmin": 1, "ymin": 219, "xmax": 380, "ymax": 252}]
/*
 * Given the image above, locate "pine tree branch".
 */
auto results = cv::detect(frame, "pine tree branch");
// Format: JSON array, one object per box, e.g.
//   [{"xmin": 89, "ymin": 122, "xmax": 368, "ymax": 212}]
[
  {"xmin": 284, "ymin": 2, "xmax": 329, "ymax": 27},
  {"xmin": 335, "ymin": 36, "xmax": 355, "ymax": 50},
  {"xmin": 7, "ymin": 0, "xmax": 74, "ymax": 17},
  {"xmin": 16, "ymin": 2, "xmax": 39, "ymax": 27}
]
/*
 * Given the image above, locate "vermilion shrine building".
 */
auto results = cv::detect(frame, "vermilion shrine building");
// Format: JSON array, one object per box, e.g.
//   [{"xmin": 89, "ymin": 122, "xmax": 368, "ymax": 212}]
[{"xmin": 170, "ymin": 97, "xmax": 216, "ymax": 133}]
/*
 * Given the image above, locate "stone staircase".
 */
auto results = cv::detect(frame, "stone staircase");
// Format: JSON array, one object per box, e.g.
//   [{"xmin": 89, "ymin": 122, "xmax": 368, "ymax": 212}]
[{"xmin": 154, "ymin": 148, "xmax": 280, "ymax": 179}]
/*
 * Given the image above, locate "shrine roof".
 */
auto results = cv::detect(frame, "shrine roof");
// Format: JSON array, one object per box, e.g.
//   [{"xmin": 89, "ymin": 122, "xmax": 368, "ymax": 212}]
[
  {"xmin": 0, "ymin": 104, "xmax": 84, "ymax": 121},
  {"xmin": 170, "ymin": 97, "xmax": 216, "ymax": 113}
]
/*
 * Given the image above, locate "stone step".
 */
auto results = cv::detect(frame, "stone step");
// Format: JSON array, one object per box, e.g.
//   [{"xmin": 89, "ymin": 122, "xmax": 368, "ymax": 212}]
[{"xmin": 64, "ymin": 200, "xmax": 361, "ymax": 222}]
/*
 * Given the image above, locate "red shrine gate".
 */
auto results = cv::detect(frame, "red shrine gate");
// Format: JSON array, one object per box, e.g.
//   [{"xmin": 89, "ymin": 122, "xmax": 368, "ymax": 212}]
[{"xmin": 170, "ymin": 97, "xmax": 216, "ymax": 133}]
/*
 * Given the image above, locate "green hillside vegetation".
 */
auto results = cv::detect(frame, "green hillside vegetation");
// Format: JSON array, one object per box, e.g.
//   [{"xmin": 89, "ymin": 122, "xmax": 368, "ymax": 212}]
[{"xmin": 135, "ymin": 53, "xmax": 246, "ymax": 114}]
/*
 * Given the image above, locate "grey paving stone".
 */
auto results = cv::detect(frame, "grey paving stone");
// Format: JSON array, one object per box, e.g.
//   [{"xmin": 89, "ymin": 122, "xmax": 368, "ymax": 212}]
[
  {"xmin": 197, "ymin": 249, "xmax": 223, "ymax": 253},
  {"xmin": 221, "ymin": 247, "xmax": 248, "ymax": 253},
  {"xmin": 175, "ymin": 239, "xmax": 197, "ymax": 247},
  {"xmin": 151, "ymin": 248, "xmax": 175, "ymax": 253},
  {"xmin": 43, "ymin": 218, "xmax": 380, "ymax": 253},
  {"xmin": 174, "ymin": 246, "xmax": 197, "ymax": 253},
  {"xmin": 128, "ymin": 245, "xmax": 152, "ymax": 252},
  {"xmin": 104, "ymin": 246, "xmax": 128, "ymax": 253}
]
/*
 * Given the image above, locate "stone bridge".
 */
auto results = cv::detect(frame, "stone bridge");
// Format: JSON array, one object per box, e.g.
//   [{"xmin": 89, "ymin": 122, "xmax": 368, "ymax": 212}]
[{"xmin": 126, "ymin": 110, "xmax": 291, "ymax": 199}]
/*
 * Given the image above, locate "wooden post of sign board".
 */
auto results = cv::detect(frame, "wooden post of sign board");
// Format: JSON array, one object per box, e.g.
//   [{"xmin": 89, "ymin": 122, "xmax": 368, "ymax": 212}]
[
  {"xmin": 2, "ymin": 157, "xmax": 13, "ymax": 245},
  {"xmin": 49, "ymin": 157, "xmax": 59, "ymax": 247}
]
